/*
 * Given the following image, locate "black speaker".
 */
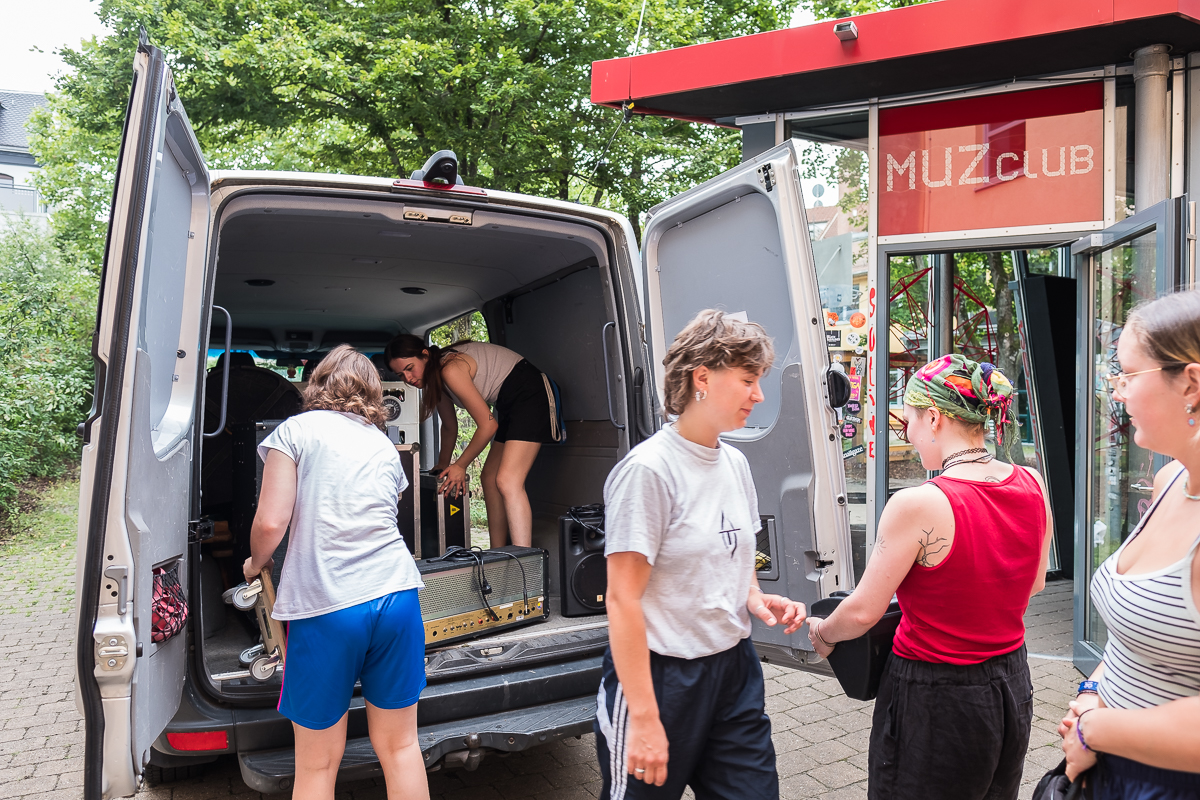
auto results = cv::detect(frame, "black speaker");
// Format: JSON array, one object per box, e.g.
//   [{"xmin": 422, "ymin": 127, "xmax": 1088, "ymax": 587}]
[{"xmin": 560, "ymin": 505, "xmax": 607, "ymax": 617}]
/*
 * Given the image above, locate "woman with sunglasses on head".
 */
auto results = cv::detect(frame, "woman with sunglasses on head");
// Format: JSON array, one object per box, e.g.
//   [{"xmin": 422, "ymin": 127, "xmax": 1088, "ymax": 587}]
[
  {"xmin": 1054, "ymin": 291, "xmax": 1200, "ymax": 799},
  {"xmin": 808, "ymin": 354, "xmax": 1053, "ymax": 800},
  {"xmin": 596, "ymin": 310, "xmax": 806, "ymax": 800}
]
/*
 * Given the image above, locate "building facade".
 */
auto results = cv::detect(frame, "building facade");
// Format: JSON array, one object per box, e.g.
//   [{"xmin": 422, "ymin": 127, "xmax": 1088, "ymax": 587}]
[
  {"xmin": 0, "ymin": 90, "xmax": 48, "ymax": 219},
  {"xmin": 591, "ymin": 0, "xmax": 1200, "ymax": 673}
]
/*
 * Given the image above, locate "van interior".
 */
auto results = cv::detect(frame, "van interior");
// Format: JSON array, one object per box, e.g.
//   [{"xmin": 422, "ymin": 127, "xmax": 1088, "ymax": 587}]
[{"xmin": 196, "ymin": 192, "xmax": 626, "ymax": 697}]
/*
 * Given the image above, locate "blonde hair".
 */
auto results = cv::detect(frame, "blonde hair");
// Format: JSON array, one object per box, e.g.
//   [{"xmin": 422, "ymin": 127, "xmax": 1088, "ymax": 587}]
[
  {"xmin": 302, "ymin": 344, "xmax": 388, "ymax": 429},
  {"xmin": 1126, "ymin": 290, "xmax": 1200, "ymax": 372},
  {"xmin": 662, "ymin": 309, "xmax": 775, "ymax": 418}
]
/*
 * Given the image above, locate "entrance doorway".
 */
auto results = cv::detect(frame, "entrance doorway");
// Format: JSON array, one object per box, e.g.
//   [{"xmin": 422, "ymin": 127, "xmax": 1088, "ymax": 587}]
[{"xmin": 881, "ymin": 244, "xmax": 1078, "ymax": 575}]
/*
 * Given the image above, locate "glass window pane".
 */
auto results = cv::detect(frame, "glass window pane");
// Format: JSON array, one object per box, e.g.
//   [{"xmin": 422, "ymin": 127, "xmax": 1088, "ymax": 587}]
[
  {"xmin": 1087, "ymin": 230, "xmax": 1158, "ymax": 651},
  {"xmin": 888, "ymin": 255, "xmax": 932, "ymax": 492}
]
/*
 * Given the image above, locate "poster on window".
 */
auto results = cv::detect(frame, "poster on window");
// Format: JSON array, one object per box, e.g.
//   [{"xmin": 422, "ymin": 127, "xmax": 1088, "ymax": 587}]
[{"xmin": 878, "ymin": 83, "xmax": 1104, "ymax": 237}]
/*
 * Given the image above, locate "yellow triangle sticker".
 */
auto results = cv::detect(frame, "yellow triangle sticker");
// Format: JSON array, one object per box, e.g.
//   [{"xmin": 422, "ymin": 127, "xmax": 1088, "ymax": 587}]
[{"xmin": 450, "ymin": 504, "xmax": 460, "ymax": 516}]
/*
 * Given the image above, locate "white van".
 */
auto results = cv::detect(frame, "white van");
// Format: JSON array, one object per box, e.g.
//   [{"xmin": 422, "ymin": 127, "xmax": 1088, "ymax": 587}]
[{"xmin": 74, "ymin": 41, "xmax": 854, "ymax": 799}]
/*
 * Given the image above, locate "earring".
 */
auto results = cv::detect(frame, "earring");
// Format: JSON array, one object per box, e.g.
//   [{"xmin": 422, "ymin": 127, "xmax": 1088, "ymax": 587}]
[
  {"xmin": 695, "ymin": 390, "xmax": 707, "ymax": 402},
  {"xmin": 1189, "ymin": 404, "xmax": 1196, "ymax": 427}
]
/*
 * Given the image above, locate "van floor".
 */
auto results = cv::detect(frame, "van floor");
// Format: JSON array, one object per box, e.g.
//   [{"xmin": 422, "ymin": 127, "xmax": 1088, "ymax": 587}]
[{"xmin": 202, "ymin": 600, "xmax": 607, "ymax": 680}]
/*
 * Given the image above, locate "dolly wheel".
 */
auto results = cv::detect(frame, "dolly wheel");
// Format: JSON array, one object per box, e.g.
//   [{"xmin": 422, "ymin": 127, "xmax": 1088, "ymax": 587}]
[
  {"xmin": 239, "ymin": 643, "xmax": 264, "ymax": 667},
  {"xmin": 231, "ymin": 583, "xmax": 260, "ymax": 611},
  {"xmin": 250, "ymin": 655, "xmax": 277, "ymax": 682}
]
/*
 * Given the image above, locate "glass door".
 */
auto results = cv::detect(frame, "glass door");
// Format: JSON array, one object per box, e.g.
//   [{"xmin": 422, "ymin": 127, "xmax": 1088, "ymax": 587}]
[{"xmin": 1071, "ymin": 198, "xmax": 1187, "ymax": 674}]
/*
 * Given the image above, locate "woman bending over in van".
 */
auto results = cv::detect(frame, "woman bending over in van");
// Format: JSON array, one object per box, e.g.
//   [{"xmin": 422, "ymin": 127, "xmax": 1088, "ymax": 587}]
[
  {"xmin": 1055, "ymin": 291, "xmax": 1200, "ymax": 798},
  {"xmin": 244, "ymin": 345, "xmax": 428, "ymax": 800},
  {"xmin": 598, "ymin": 310, "xmax": 806, "ymax": 800},
  {"xmin": 386, "ymin": 335, "xmax": 558, "ymax": 549},
  {"xmin": 808, "ymin": 354, "xmax": 1052, "ymax": 800}
]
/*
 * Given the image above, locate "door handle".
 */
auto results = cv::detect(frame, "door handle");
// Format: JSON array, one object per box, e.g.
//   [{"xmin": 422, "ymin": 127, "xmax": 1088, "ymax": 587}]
[
  {"xmin": 203, "ymin": 305, "xmax": 232, "ymax": 438},
  {"xmin": 601, "ymin": 322, "xmax": 626, "ymax": 430}
]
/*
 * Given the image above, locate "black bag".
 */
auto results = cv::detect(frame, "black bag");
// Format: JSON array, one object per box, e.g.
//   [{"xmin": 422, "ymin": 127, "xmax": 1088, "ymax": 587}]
[
  {"xmin": 1031, "ymin": 758, "xmax": 1095, "ymax": 800},
  {"xmin": 810, "ymin": 591, "xmax": 902, "ymax": 701}
]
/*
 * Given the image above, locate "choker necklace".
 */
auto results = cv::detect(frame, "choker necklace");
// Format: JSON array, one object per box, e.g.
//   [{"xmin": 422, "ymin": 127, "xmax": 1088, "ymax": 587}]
[
  {"xmin": 1185, "ymin": 473, "xmax": 1200, "ymax": 501},
  {"xmin": 942, "ymin": 454, "xmax": 994, "ymax": 471},
  {"xmin": 941, "ymin": 448, "xmax": 989, "ymax": 470}
]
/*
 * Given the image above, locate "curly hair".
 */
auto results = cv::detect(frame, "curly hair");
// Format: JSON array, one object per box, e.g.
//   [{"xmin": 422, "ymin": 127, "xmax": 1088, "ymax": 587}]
[
  {"xmin": 302, "ymin": 344, "xmax": 388, "ymax": 429},
  {"xmin": 662, "ymin": 309, "xmax": 776, "ymax": 418}
]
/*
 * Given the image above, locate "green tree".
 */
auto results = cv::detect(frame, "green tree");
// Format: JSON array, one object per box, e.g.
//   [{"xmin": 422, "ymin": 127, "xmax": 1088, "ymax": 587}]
[
  {"xmin": 799, "ymin": 0, "xmax": 928, "ymax": 20},
  {"xmin": 0, "ymin": 218, "xmax": 98, "ymax": 510},
  {"xmin": 31, "ymin": 0, "xmax": 798, "ymax": 260}
]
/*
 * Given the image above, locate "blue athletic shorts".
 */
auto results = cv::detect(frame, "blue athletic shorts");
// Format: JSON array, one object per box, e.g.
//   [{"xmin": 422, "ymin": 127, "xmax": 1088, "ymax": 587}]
[{"xmin": 278, "ymin": 588, "xmax": 425, "ymax": 730}]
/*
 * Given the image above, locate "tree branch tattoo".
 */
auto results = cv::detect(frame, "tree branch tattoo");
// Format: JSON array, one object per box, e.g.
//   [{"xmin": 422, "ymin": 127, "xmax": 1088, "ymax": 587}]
[{"xmin": 916, "ymin": 527, "xmax": 949, "ymax": 567}]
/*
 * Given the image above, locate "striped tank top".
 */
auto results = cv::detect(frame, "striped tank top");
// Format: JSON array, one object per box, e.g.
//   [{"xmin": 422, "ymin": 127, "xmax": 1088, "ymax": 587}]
[{"xmin": 1091, "ymin": 465, "xmax": 1200, "ymax": 709}]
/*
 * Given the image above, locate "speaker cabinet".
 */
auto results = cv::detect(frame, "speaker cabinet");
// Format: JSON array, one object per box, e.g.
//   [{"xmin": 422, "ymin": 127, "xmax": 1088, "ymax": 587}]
[{"xmin": 559, "ymin": 506, "xmax": 606, "ymax": 617}]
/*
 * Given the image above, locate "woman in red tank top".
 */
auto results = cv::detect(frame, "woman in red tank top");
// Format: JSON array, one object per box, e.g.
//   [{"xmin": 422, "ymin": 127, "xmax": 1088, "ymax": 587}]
[{"xmin": 808, "ymin": 354, "xmax": 1053, "ymax": 800}]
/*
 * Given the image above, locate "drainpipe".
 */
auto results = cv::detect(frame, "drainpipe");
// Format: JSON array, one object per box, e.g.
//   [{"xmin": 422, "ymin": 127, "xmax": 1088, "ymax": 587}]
[{"xmin": 1134, "ymin": 44, "xmax": 1171, "ymax": 211}]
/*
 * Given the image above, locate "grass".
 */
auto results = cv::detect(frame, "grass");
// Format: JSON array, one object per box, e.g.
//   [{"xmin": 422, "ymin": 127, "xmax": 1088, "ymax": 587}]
[{"xmin": 0, "ymin": 472, "xmax": 80, "ymax": 615}]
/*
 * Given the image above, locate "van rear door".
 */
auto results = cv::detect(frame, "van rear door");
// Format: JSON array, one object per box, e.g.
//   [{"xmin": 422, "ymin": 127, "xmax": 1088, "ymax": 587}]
[
  {"xmin": 641, "ymin": 140, "xmax": 852, "ymax": 669},
  {"xmin": 75, "ymin": 40, "xmax": 211, "ymax": 799}
]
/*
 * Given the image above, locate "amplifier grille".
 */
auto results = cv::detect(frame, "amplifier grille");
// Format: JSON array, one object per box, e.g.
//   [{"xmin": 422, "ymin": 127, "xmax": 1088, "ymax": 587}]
[{"xmin": 418, "ymin": 555, "xmax": 544, "ymax": 622}]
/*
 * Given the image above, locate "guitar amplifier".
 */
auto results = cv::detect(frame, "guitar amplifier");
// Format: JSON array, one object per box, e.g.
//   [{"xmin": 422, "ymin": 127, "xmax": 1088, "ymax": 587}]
[{"xmin": 416, "ymin": 546, "xmax": 549, "ymax": 648}]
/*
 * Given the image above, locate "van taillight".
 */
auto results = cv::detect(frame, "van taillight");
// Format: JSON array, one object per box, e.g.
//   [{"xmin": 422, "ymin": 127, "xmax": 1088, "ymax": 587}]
[{"xmin": 166, "ymin": 731, "xmax": 228, "ymax": 751}]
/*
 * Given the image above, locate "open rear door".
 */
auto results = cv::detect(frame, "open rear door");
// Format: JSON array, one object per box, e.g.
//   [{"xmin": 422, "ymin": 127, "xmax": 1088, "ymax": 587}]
[
  {"xmin": 642, "ymin": 140, "xmax": 852, "ymax": 670},
  {"xmin": 74, "ymin": 39, "xmax": 212, "ymax": 799}
]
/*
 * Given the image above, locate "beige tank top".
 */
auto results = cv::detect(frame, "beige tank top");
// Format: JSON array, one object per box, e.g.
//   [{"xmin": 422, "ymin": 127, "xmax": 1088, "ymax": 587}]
[{"xmin": 442, "ymin": 342, "xmax": 524, "ymax": 407}]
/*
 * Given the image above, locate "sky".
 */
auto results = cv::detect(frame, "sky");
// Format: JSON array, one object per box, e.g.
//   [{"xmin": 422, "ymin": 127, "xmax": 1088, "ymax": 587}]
[{"xmin": 2, "ymin": 0, "xmax": 111, "ymax": 93}]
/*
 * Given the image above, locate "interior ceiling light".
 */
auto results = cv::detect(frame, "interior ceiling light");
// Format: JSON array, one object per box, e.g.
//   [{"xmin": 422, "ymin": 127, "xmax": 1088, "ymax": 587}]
[
  {"xmin": 245, "ymin": 279, "xmax": 275, "ymax": 287},
  {"xmin": 379, "ymin": 231, "xmax": 411, "ymax": 238},
  {"xmin": 352, "ymin": 257, "xmax": 383, "ymax": 264},
  {"xmin": 401, "ymin": 287, "xmax": 427, "ymax": 295}
]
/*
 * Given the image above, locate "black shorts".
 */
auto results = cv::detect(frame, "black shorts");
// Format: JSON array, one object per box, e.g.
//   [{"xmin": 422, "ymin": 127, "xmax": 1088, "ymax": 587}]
[
  {"xmin": 594, "ymin": 638, "xmax": 778, "ymax": 800},
  {"xmin": 494, "ymin": 360, "xmax": 554, "ymax": 444},
  {"xmin": 869, "ymin": 644, "xmax": 1033, "ymax": 800}
]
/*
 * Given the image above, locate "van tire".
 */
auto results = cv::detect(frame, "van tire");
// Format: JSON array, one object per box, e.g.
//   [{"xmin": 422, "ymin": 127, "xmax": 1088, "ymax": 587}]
[{"xmin": 144, "ymin": 762, "xmax": 208, "ymax": 786}]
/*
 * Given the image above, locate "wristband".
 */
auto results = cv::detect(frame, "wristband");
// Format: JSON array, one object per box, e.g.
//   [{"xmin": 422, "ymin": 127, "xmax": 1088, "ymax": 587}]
[
  {"xmin": 1076, "ymin": 709, "xmax": 1094, "ymax": 752},
  {"xmin": 813, "ymin": 619, "xmax": 835, "ymax": 649},
  {"xmin": 1077, "ymin": 680, "xmax": 1099, "ymax": 696}
]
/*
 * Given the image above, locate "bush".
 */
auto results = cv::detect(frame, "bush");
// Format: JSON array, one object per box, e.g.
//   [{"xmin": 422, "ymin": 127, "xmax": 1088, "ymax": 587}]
[{"xmin": 0, "ymin": 217, "xmax": 97, "ymax": 512}]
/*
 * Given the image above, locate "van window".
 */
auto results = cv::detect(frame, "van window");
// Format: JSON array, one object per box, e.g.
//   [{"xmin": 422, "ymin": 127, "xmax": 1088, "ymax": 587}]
[{"xmin": 655, "ymin": 192, "xmax": 795, "ymax": 432}]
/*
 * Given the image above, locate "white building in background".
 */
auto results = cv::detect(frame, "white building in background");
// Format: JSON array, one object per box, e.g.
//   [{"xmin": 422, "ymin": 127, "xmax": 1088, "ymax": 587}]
[{"xmin": 0, "ymin": 90, "xmax": 49, "ymax": 222}]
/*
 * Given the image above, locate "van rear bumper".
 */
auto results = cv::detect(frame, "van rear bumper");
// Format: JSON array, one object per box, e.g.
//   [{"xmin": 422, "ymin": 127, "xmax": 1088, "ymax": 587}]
[{"xmin": 238, "ymin": 694, "xmax": 597, "ymax": 793}]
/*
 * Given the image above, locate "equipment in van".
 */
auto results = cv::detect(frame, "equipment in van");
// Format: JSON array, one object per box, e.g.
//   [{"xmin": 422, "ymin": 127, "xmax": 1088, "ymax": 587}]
[
  {"xmin": 380, "ymin": 381, "xmax": 420, "ymax": 445},
  {"xmin": 810, "ymin": 592, "xmax": 902, "ymax": 701},
  {"xmin": 419, "ymin": 471, "xmax": 469, "ymax": 557},
  {"xmin": 416, "ymin": 546, "xmax": 548, "ymax": 647},
  {"xmin": 559, "ymin": 504, "xmax": 606, "ymax": 617},
  {"xmin": 223, "ymin": 568, "xmax": 287, "ymax": 682}
]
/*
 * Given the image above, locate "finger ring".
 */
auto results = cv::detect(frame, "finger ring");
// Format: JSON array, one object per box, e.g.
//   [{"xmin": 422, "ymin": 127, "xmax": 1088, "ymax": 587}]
[{"xmin": 635, "ymin": 768, "xmax": 646, "ymax": 774}]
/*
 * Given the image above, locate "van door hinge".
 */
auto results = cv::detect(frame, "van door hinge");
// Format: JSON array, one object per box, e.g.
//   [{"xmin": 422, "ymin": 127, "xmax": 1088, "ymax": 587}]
[
  {"xmin": 757, "ymin": 164, "xmax": 776, "ymax": 192},
  {"xmin": 188, "ymin": 518, "xmax": 215, "ymax": 544}
]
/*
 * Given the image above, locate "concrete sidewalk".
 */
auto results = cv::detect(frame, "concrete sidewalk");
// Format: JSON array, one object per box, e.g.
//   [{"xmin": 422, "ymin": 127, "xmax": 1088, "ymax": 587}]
[{"xmin": 0, "ymin": 536, "xmax": 1079, "ymax": 800}]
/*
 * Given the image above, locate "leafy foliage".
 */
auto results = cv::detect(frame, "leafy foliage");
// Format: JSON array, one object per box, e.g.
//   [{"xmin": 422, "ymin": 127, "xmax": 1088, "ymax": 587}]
[
  {"xmin": 30, "ymin": 0, "xmax": 799, "ymax": 257},
  {"xmin": 798, "ymin": 0, "xmax": 929, "ymax": 20},
  {"xmin": 0, "ymin": 219, "xmax": 98, "ymax": 511}
]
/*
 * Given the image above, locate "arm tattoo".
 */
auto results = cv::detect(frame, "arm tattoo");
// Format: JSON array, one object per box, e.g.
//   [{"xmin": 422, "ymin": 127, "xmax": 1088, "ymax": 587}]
[{"xmin": 916, "ymin": 527, "xmax": 949, "ymax": 567}]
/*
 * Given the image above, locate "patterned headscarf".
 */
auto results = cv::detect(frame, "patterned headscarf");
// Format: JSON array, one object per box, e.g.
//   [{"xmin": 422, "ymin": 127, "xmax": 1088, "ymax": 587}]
[{"xmin": 903, "ymin": 353, "xmax": 1017, "ymax": 455}]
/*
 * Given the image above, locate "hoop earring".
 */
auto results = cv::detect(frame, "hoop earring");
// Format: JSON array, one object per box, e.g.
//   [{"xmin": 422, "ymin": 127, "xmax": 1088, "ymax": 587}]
[{"xmin": 695, "ymin": 390, "xmax": 707, "ymax": 402}]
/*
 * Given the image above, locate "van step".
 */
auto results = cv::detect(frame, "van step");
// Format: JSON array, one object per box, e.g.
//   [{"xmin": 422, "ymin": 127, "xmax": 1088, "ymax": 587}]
[{"xmin": 237, "ymin": 695, "xmax": 598, "ymax": 793}]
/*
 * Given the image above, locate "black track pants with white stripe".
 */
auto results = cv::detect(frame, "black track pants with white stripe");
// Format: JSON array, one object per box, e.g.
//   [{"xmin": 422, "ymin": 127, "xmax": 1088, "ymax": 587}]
[{"xmin": 594, "ymin": 638, "xmax": 778, "ymax": 800}]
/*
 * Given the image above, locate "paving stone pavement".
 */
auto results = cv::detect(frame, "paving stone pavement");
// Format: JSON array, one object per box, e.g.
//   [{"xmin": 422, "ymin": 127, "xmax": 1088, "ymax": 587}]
[{"xmin": 0, "ymin": 504, "xmax": 1081, "ymax": 800}]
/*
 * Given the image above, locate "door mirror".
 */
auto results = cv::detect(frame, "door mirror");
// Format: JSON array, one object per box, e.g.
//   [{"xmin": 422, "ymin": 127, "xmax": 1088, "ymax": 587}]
[{"xmin": 826, "ymin": 367, "xmax": 852, "ymax": 409}]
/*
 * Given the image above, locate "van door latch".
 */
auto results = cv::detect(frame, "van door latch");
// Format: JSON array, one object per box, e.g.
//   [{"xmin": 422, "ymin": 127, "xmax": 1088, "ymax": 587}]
[
  {"xmin": 188, "ymin": 518, "xmax": 215, "ymax": 543},
  {"xmin": 96, "ymin": 635, "xmax": 129, "ymax": 671}
]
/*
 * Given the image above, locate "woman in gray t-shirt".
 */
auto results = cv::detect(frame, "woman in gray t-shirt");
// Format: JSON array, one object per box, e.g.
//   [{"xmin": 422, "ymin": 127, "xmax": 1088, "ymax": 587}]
[{"xmin": 596, "ymin": 310, "xmax": 807, "ymax": 800}]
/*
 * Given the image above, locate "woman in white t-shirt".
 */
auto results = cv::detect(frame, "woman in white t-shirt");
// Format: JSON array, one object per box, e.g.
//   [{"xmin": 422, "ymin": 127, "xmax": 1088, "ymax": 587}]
[
  {"xmin": 596, "ymin": 310, "xmax": 807, "ymax": 800},
  {"xmin": 243, "ymin": 344, "xmax": 428, "ymax": 800}
]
